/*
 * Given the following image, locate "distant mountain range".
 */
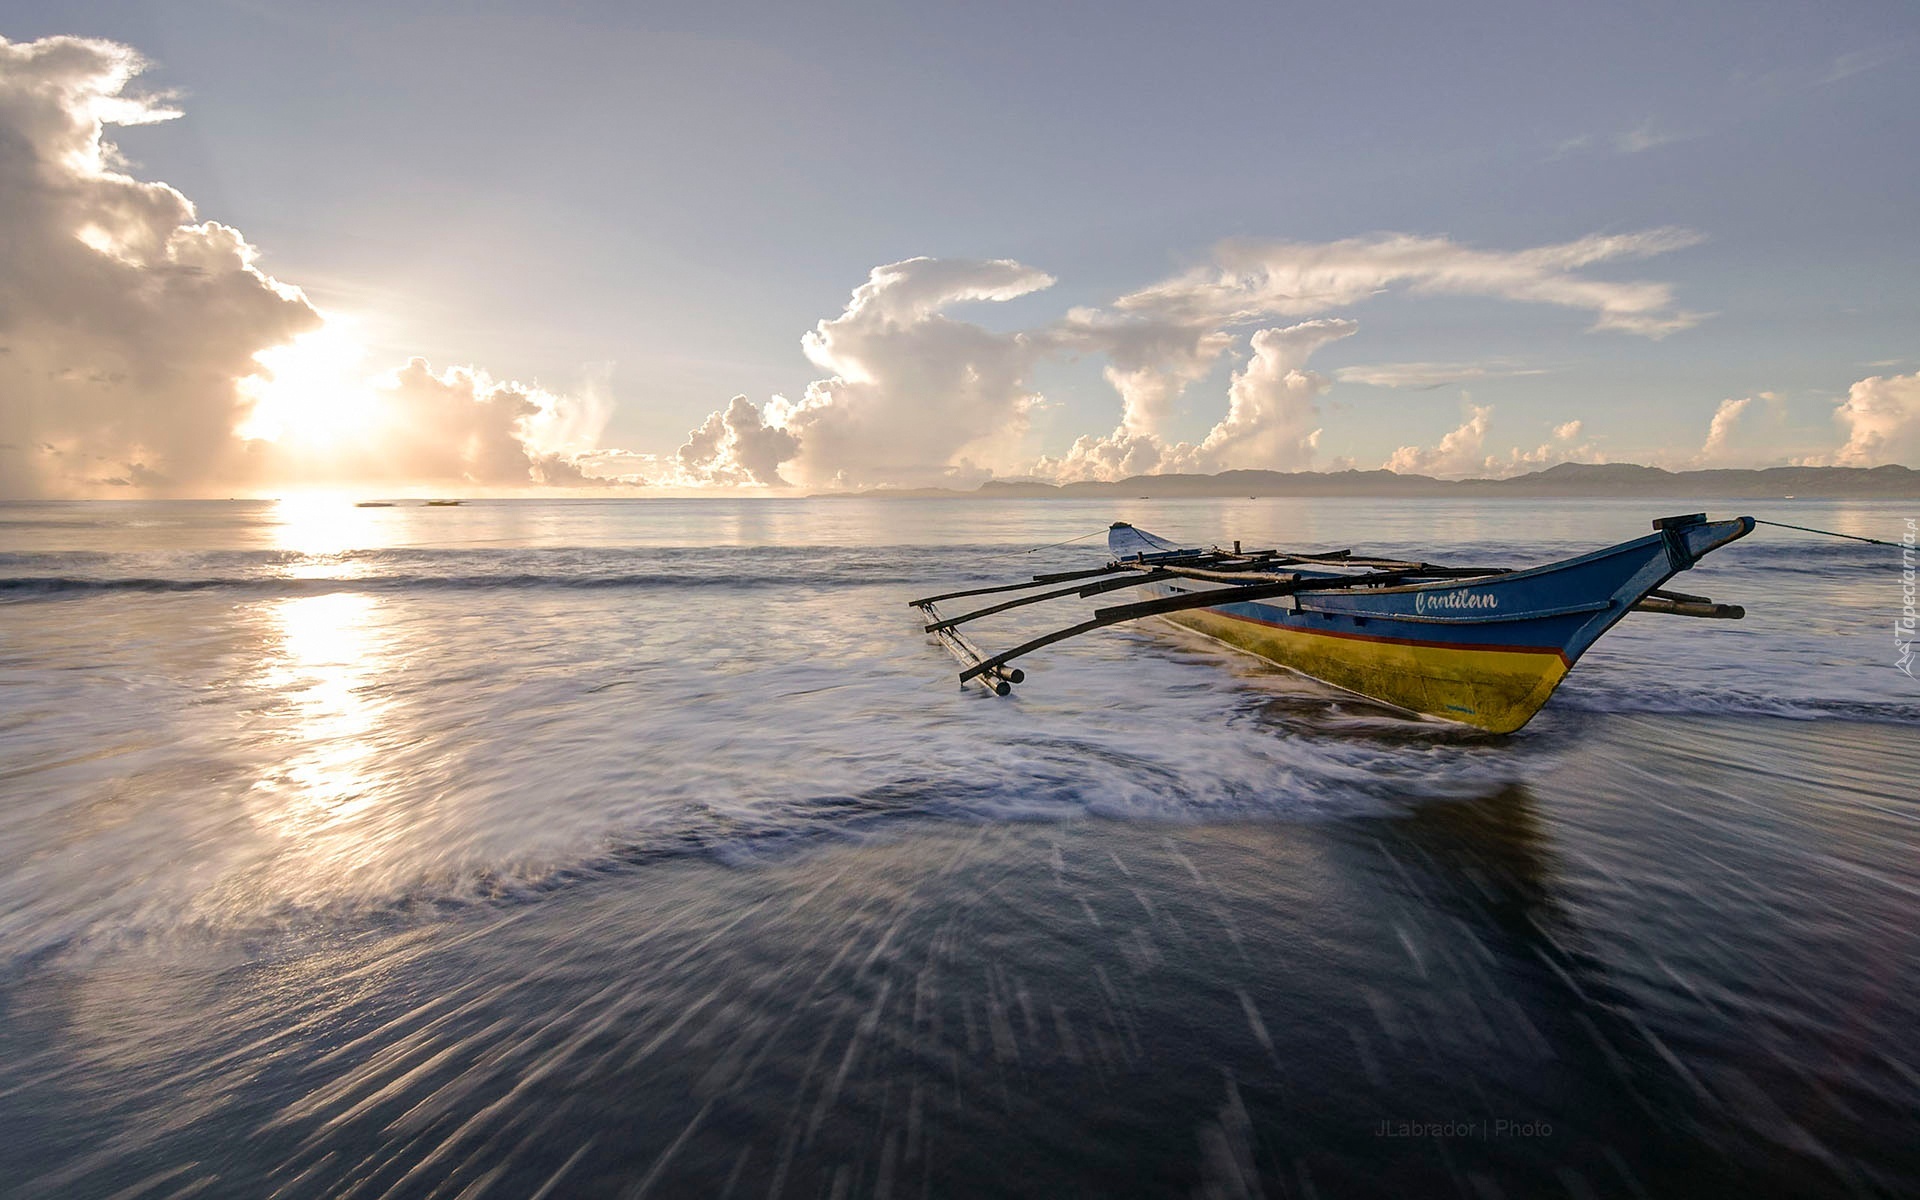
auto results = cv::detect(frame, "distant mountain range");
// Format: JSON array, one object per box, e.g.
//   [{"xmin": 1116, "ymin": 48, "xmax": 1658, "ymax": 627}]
[{"xmin": 814, "ymin": 462, "xmax": 1920, "ymax": 499}]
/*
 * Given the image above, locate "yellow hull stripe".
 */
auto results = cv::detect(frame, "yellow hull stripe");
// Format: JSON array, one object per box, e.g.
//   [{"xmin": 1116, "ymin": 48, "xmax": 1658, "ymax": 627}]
[{"xmin": 1166, "ymin": 608, "xmax": 1571, "ymax": 734}]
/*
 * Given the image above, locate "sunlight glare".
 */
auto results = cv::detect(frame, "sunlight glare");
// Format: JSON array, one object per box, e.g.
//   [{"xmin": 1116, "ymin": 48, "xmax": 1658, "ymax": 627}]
[
  {"xmin": 237, "ymin": 317, "xmax": 381, "ymax": 452},
  {"xmin": 249, "ymin": 593, "xmax": 387, "ymax": 841},
  {"xmin": 271, "ymin": 492, "xmax": 392, "ymax": 559}
]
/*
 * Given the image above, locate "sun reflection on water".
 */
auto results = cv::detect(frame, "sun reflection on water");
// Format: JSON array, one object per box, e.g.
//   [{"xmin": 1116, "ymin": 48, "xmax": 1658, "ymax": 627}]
[
  {"xmin": 249, "ymin": 593, "xmax": 390, "ymax": 847},
  {"xmin": 270, "ymin": 494, "xmax": 391, "ymax": 566}
]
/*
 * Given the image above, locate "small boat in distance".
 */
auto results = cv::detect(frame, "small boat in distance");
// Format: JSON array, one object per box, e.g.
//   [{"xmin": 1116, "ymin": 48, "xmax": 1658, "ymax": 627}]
[
  {"xmin": 425, "ymin": 500, "xmax": 462, "ymax": 506},
  {"xmin": 353, "ymin": 501, "xmax": 395, "ymax": 508},
  {"xmin": 911, "ymin": 514, "xmax": 1752, "ymax": 733}
]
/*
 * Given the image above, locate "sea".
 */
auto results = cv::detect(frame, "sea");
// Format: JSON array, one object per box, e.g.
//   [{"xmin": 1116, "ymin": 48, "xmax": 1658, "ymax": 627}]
[{"xmin": 0, "ymin": 496, "xmax": 1914, "ymax": 1198}]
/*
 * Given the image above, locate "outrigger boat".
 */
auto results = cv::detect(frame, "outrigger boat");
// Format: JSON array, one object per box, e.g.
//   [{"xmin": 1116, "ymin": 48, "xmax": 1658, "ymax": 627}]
[{"xmin": 912, "ymin": 513, "xmax": 1753, "ymax": 733}]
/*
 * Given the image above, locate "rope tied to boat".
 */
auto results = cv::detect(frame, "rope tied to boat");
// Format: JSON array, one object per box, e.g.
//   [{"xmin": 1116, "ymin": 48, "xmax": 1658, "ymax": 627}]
[
  {"xmin": 1025, "ymin": 527, "xmax": 1112, "ymax": 554},
  {"xmin": 1753, "ymin": 518, "xmax": 1906, "ymax": 548}
]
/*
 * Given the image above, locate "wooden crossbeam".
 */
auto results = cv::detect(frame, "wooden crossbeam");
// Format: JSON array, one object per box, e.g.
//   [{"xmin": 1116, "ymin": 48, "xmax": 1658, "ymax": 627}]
[
  {"xmin": 956, "ymin": 570, "xmax": 1417, "ymax": 683},
  {"xmin": 922, "ymin": 570, "xmax": 1175, "ymax": 633},
  {"xmin": 908, "ymin": 563, "xmax": 1127, "ymax": 607},
  {"xmin": 1091, "ymin": 571, "xmax": 1418, "ymax": 624},
  {"xmin": 1648, "ymin": 586, "xmax": 1711, "ymax": 604}
]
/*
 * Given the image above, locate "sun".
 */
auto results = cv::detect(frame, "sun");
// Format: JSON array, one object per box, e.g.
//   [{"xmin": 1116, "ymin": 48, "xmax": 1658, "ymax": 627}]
[{"xmin": 236, "ymin": 317, "xmax": 382, "ymax": 453}]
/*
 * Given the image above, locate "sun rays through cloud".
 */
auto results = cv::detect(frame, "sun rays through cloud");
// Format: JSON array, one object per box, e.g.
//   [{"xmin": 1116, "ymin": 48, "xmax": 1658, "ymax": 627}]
[{"xmin": 236, "ymin": 319, "xmax": 380, "ymax": 453}]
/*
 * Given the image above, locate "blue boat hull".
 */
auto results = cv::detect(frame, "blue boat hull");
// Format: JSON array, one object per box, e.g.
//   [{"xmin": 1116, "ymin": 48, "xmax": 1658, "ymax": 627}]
[{"xmin": 1117, "ymin": 517, "xmax": 1754, "ymax": 732}]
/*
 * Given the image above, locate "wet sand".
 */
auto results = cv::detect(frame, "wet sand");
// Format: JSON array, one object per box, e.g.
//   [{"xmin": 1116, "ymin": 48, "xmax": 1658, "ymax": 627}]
[{"xmin": 4, "ymin": 713, "xmax": 1914, "ymax": 1198}]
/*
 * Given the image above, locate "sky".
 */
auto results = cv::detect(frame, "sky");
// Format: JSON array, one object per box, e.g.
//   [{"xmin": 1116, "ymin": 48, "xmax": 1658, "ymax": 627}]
[{"xmin": 1, "ymin": 0, "xmax": 1917, "ymax": 496}]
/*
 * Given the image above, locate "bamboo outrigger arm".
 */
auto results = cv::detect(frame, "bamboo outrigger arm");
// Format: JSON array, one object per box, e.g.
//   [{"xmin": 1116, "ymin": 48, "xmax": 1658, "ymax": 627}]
[
  {"xmin": 907, "ymin": 562, "xmax": 1133, "ymax": 607},
  {"xmin": 921, "ymin": 569, "xmax": 1180, "ymax": 634},
  {"xmin": 911, "ymin": 556, "xmax": 1231, "ymax": 693},
  {"xmin": 1146, "ymin": 561, "xmax": 1512, "ymax": 586},
  {"xmin": 952, "ymin": 569, "xmax": 1421, "ymax": 684}
]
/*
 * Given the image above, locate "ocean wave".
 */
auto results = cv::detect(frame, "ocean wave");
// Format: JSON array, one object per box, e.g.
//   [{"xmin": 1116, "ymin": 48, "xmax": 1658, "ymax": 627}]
[
  {"xmin": 0, "ymin": 571, "xmax": 931, "ymax": 597},
  {"xmin": 1555, "ymin": 686, "xmax": 1920, "ymax": 725},
  {"xmin": 0, "ymin": 544, "xmax": 1107, "ymax": 599},
  {"xmin": 0, "ymin": 698, "xmax": 1546, "ymax": 970},
  {"xmin": 0, "ymin": 542, "xmax": 1026, "ymax": 567}
]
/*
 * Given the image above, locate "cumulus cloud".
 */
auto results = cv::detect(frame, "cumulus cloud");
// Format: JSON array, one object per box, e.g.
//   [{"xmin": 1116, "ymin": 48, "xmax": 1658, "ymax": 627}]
[
  {"xmin": 1032, "ymin": 229, "xmax": 1698, "ymax": 482},
  {"xmin": 668, "ymin": 257, "xmax": 1053, "ymax": 489},
  {"xmin": 1035, "ymin": 320, "xmax": 1353, "ymax": 482},
  {"xmin": 366, "ymin": 360, "xmax": 545, "ymax": 484},
  {"xmin": 1828, "ymin": 372, "xmax": 1920, "ymax": 466},
  {"xmin": 1030, "ymin": 428, "xmax": 1173, "ymax": 483},
  {"xmin": 1056, "ymin": 309, "xmax": 1234, "ymax": 440},
  {"xmin": 1387, "ymin": 410, "xmax": 1606, "ymax": 479},
  {"xmin": 1186, "ymin": 320, "xmax": 1354, "ymax": 470},
  {"xmin": 1497, "ymin": 417, "xmax": 1605, "ymax": 475},
  {"xmin": 0, "ymin": 34, "xmax": 618, "ymax": 497},
  {"xmin": 0, "ymin": 35, "xmax": 320, "ymax": 497},
  {"xmin": 1695, "ymin": 396, "xmax": 1751, "ymax": 462},
  {"xmin": 236, "ymin": 350, "xmax": 615, "ymax": 488},
  {"xmin": 671, "ymin": 394, "xmax": 800, "ymax": 486},
  {"xmin": 374, "ymin": 360, "xmax": 606, "ymax": 484},
  {"xmin": 569, "ymin": 448, "xmax": 660, "ymax": 485},
  {"xmin": 1387, "ymin": 408, "xmax": 1604, "ymax": 480},
  {"xmin": 1383, "ymin": 403, "xmax": 1495, "ymax": 477}
]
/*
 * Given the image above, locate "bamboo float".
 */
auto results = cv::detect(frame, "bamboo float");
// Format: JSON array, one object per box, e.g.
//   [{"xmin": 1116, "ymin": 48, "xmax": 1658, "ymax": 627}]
[
  {"xmin": 916, "ymin": 601, "xmax": 1026, "ymax": 693},
  {"xmin": 1632, "ymin": 596, "xmax": 1745, "ymax": 618}
]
